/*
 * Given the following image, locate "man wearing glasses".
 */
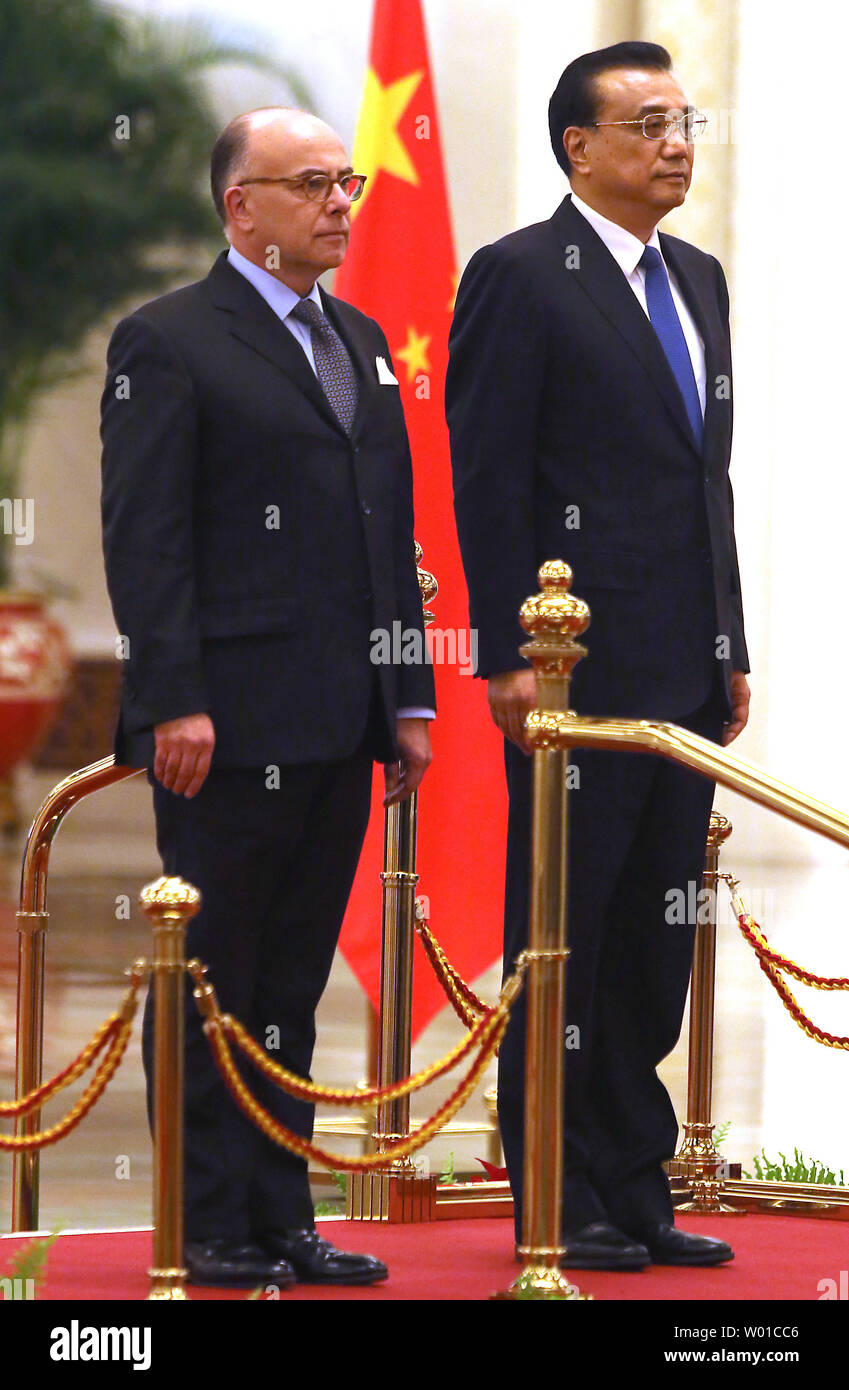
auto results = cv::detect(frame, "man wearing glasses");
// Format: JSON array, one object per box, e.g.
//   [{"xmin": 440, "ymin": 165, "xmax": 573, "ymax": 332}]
[
  {"xmin": 447, "ymin": 43, "xmax": 749, "ymax": 1270},
  {"xmin": 101, "ymin": 108, "xmax": 434, "ymax": 1287}
]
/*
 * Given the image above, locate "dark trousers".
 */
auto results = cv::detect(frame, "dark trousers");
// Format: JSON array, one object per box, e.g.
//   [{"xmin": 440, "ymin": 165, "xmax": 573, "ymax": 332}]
[
  {"xmin": 498, "ymin": 691, "xmax": 724, "ymax": 1239},
  {"xmin": 142, "ymin": 750, "xmax": 373, "ymax": 1242}
]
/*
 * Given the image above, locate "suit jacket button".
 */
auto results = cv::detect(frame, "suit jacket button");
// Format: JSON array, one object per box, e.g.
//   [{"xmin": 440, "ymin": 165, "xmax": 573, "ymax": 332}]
[{"xmin": 362, "ymin": 502, "xmax": 371, "ymax": 515}]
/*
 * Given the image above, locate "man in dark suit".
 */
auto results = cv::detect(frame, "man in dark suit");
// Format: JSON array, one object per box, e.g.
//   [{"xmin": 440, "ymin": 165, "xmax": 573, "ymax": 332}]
[
  {"xmin": 446, "ymin": 43, "xmax": 750, "ymax": 1270},
  {"xmin": 101, "ymin": 108, "xmax": 435, "ymax": 1287}
]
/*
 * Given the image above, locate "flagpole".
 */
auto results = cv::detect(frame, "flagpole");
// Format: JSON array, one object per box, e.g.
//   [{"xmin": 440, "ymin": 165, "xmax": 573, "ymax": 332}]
[{"xmin": 347, "ymin": 544, "xmax": 438, "ymax": 1222}]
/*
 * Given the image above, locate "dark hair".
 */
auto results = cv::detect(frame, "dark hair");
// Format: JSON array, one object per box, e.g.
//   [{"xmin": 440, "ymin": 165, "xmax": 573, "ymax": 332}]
[
  {"xmin": 210, "ymin": 113, "xmax": 254, "ymax": 223},
  {"xmin": 548, "ymin": 42, "xmax": 673, "ymax": 176}
]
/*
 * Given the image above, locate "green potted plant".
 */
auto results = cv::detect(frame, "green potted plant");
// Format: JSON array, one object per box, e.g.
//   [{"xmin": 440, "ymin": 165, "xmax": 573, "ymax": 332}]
[{"xmin": 0, "ymin": 0, "xmax": 310, "ymax": 822}]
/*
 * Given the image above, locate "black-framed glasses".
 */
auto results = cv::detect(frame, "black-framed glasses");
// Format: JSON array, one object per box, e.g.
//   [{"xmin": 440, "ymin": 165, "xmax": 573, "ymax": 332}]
[
  {"xmin": 589, "ymin": 109, "xmax": 708, "ymax": 141},
  {"xmin": 235, "ymin": 172, "xmax": 367, "ymax": 202}
]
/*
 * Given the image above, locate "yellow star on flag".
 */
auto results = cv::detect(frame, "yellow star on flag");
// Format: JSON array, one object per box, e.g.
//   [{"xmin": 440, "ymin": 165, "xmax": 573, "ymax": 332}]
[
  {"xmin": 350, "ymin": 67, "xmax": 424, "ymax": 218},
  {"xmin": 394, "ymin": 325, "xmax": 432, "ymax": 382},
  {"xmin": 447, "ymin": 271, "xmax": 460, "ymax": 313}
]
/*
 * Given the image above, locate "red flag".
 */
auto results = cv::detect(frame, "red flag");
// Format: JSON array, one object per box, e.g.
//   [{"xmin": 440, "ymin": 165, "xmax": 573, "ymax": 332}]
[{"xmin": 336, "ymin": 0, "xmax": 507, "ymax": 1037}]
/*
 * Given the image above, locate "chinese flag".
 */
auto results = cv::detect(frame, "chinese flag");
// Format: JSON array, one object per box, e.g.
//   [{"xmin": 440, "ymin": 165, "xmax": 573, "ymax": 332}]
[{"xmin": 336, "ymin": 0, "xmax": 507, "ymax": 1037}]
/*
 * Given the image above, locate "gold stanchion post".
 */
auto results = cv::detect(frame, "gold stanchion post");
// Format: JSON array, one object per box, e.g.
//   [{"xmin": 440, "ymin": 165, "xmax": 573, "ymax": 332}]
[
  {"xmin": 671, "ymin": 812, "xmax": 743, "ymax": 1213},
  {"xmin": 496, "ymin": 560, "xmax": 590, "ymax": 1300},
  {"xmin": 141, "ymin": 875, "xmax": 200, "ymax": 1300},
  {"xmin": 347, "ymin": 546, "xmax": 438, "ymax": 1222}
]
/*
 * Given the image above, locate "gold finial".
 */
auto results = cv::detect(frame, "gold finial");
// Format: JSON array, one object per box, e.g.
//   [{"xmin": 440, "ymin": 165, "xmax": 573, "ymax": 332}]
[
  {"xmin": 518, "ymin": 561, "xmax": 590, "ymax": 687},
  {"xmin": 519, "ymin": 561, "xmax": 590, "ymax": 643},
  {"xmin": 139, "ymin": 875, "xmax": 202, "ymax": 922},
  {"xmin": 707, "ymin": 812, "xmax": 732, "ymax": 849},
  {"xmin": 414, "ymin": 541, "xmax": 438, "ymax": 627}
]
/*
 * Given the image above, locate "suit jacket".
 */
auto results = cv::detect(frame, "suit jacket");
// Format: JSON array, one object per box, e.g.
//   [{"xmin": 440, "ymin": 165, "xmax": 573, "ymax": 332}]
[
  {"xmin": 446, "ymin": 194, "xmax": 748, "ymax": 721},
  {"xmin": 101, "ymin": 251, "xmax": 435, "ymax": 769}
]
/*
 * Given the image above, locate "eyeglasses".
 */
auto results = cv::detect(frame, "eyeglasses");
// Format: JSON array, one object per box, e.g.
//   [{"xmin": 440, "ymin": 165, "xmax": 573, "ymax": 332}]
[
  {"xmin": 589, "ymin": 109, "xmax": 708, "ymax": 141},
  {"xmin": 235, "ymin": 172, "xmax": 367, "ymax": 202}
]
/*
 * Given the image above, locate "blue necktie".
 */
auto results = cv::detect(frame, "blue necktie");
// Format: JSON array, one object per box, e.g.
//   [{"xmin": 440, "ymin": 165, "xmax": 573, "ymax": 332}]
[{"xmin": 639, "ymin": 245, "xmax": 703, "ymax": 450}]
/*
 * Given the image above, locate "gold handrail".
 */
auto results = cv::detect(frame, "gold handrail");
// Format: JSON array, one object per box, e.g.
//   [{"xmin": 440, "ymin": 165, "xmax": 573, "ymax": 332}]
[
  {"xmin": 530, "ymin": 714, "xmax": 849, "ymax": 849},
  {"xmin": 13, "ymin": 755, "xmax": 142, "ymax": 1231}
]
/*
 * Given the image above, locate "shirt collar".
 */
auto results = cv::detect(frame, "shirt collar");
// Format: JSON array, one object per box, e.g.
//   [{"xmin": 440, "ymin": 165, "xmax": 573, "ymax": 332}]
[
  {"xmin": 226, "ymin": 244, "xmax": 323, "ymax": 319},
  {"xmin": 568, "ymin": 190, "xmax": 663, "ymax": 276}
]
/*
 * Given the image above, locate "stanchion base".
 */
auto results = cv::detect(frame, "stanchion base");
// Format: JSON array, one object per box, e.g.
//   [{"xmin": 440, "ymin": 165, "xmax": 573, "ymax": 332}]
[
  {"xmin": 147, "ymin": 1267, "xmax": 189, "ymax": 1300},
  {"xmin": 493, "ymin": 1264, "xmax": 591, "ymax": 1301},
  {"xmin": 670, "ymin": 1173, "xmax": 747, "ymax": 1216},
  {"xmin": 675, "ymin": 1198, "xmax": 746, "ymax": 1215},
  {"xmin": 347, "ymin": 1171, "xmax": 437, "ymax": 1223},
  {"xmin": 675, "ymin": 1189, "xmax": 744, "ymax": 1212}
]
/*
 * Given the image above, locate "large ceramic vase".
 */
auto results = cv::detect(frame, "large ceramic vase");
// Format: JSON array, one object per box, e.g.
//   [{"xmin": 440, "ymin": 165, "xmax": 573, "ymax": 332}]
[{"xmin": 0, "ymin": 592, "xmax": 71, "ymax": 832}]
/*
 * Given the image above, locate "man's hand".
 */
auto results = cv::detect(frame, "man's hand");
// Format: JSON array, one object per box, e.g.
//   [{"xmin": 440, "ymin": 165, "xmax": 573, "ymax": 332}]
[
  {"xmin": 383, "ymin": 717, "xmax": 433, "ymax": 806},
  {"xmin": 487, "ymin": 668, "xmax": 537, "ymax": 753},
  {"xmin": 153, "ymin": 713, "xmax": 215, "ymax": 797},
  {"xmin": 722, "ymin": 671, "xmax": 751, "ymax": 746}
]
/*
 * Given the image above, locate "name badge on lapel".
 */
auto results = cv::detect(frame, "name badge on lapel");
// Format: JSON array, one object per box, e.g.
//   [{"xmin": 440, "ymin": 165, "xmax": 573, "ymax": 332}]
[{"xmin": 375, "ymin": 356, "xmax": 399, "ymax": 385}]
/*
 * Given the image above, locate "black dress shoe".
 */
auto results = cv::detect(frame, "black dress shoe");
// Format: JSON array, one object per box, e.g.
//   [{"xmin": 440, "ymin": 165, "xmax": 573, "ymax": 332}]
[
  {"xmin": 184, "ymin": 1238, "xmax": 296, "ymax": 1289},
  {"xmin": 637, "ymin": 1223, "xmax": 734, "ymax": 1266},
  {"xmin": 258, "ymin": 1229, "xmax": 388, "ymax": 1285},
  {"xmin": 558, "ymin": 1221, "xmax": 650, "ymax": 1271}
]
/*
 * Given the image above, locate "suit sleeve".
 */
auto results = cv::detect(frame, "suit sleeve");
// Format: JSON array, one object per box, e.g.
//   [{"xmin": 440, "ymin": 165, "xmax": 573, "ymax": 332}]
[
  {"xmin": 100, "ymin": 312, "xmax": 210, "ymax": 733},
  {"xmin": 714, "ymin": 257, "xmax": 750, "ymax": 675},
  {"xmin": 446, "ymin": 243, "xmax": 547, "ymax": 679}
]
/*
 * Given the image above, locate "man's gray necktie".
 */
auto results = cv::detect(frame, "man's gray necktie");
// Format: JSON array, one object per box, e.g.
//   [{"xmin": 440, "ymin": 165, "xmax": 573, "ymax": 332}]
[{"xmin": 290, "ymin": 298, "xmax": 359, "ymax": 434}]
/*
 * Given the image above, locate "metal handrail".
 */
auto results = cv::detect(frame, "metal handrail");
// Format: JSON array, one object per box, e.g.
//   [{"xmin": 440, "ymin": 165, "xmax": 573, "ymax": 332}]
[
  {"xmin": 538, "ymin": 714, "xmax": 849, "ymax": 849},
  {"xmin": 12, "ymin": 755, "xmax": 142, "ymax": 1231}
]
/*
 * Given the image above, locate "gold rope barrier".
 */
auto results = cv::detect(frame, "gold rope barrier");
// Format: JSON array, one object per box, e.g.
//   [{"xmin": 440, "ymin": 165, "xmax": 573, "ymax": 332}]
[
  {"xmin": 190, "ymin": 953, "xmax": 522, "ymax": 1171},
  {"xmin": 219, "ymin": 995, "xmax": 498, "ymax": 1105},
  {"xmin": 672, "ymin": 822, "xmax": 849, "ymax": 1216},
  {"xmin": 727, "ymin": 881, "xmax": 849, "ymax": 1049},
  {"xmin": 203, "ymin": 1010, "xmax": 507, "ymax": 1173},
  {"xmin": 413, "ymin": 902, "xmax": 488, "ymax": 1027},
  {"xmin": 0, "ymin": 961, "xmax": 147, "ymax": 1148}
]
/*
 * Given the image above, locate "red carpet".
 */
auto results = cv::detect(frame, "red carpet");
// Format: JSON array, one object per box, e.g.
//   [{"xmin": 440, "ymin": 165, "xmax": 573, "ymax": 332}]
[{"xmin": 0, "ymin": 1212, "xmax": 842, "ymax": 1301}]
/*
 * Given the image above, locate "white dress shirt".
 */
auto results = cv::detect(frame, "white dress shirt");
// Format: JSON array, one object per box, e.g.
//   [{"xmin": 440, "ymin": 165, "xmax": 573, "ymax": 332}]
[
  {"xmin": 226, "ymin": 244, "xmax": 434, "ymax": 725},
  {"xmin": 568, "ymin": 191, "xmax": 706, "ymax": 416}
]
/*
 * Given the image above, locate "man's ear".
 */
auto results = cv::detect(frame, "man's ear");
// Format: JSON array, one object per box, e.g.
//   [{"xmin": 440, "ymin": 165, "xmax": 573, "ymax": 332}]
[
  {"xmin": 563, "ymin": 126, "xmax": 590, "ymax": 177},
  {"xmin": 222, "ymin": 184, "xmax": 252, "ymax": 233}
]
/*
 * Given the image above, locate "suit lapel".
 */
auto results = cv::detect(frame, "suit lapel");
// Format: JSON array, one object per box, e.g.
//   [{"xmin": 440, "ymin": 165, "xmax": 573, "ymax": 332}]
[
  {"xmin": 551, "ymin": 197, "xmax": 702, "ymax": 458},
  {"xmin": 207, "ymin": 253, "xmax": 349, "ymax": 438}
]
